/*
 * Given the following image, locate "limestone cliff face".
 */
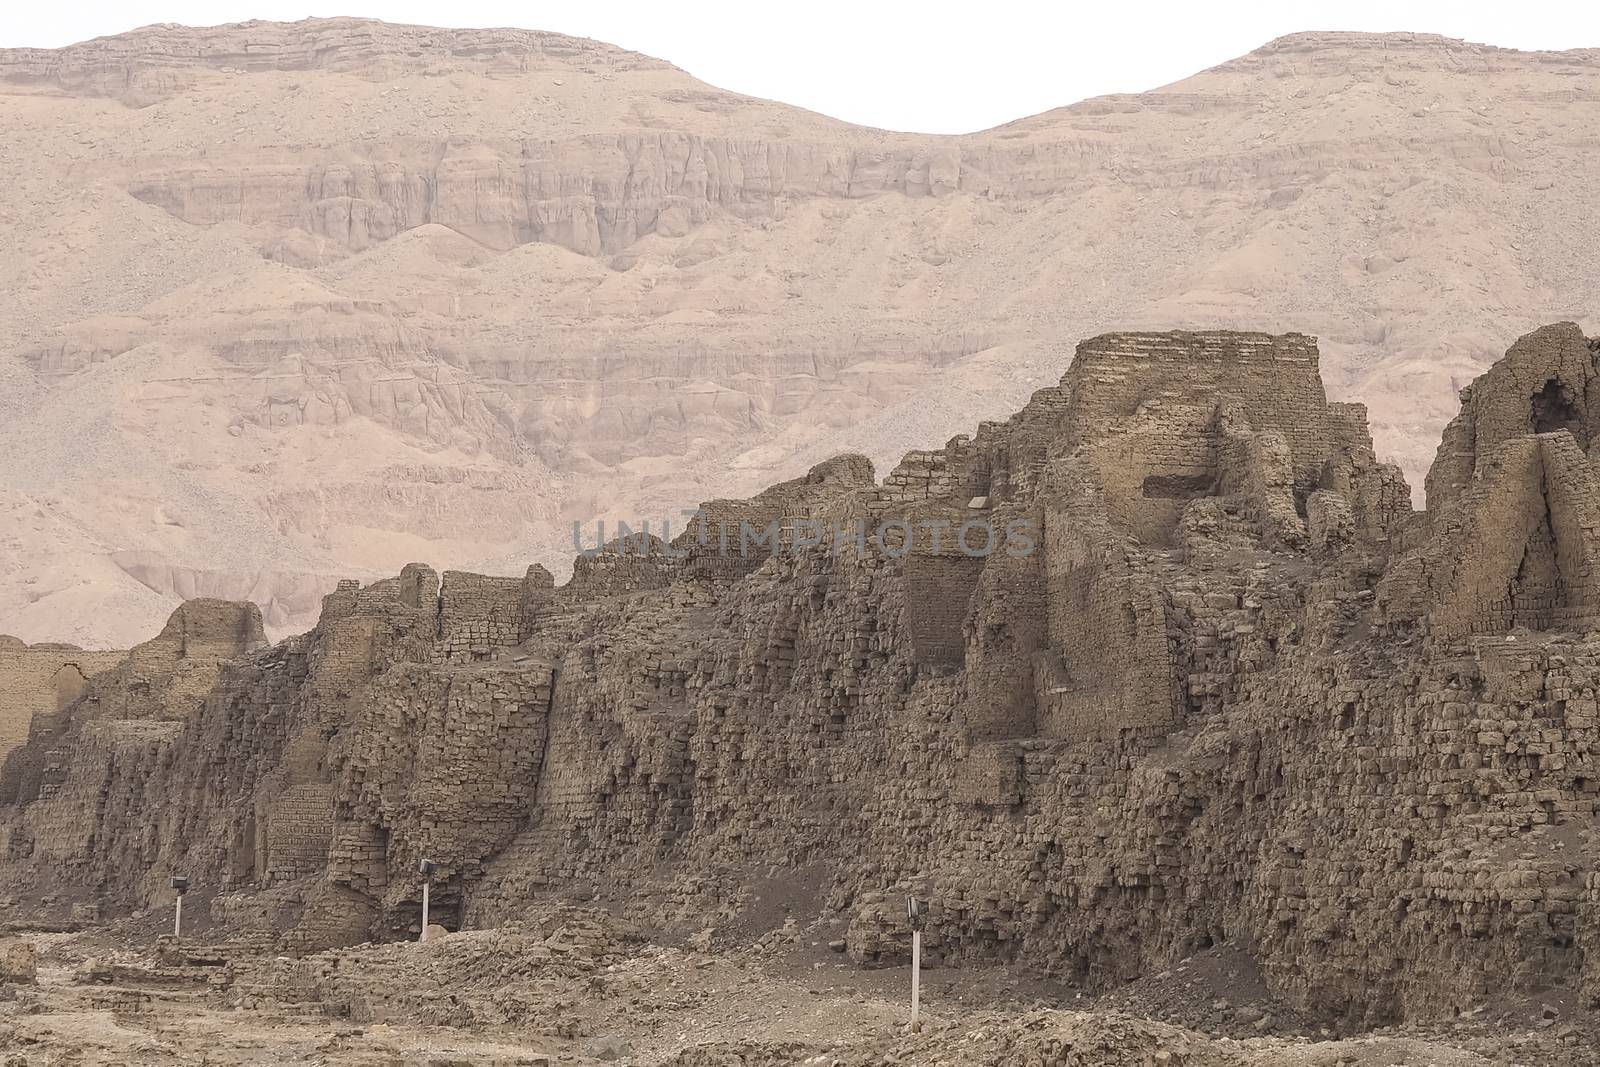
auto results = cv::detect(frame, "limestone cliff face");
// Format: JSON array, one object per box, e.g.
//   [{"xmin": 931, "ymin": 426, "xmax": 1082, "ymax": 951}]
[
  {"xmin": 4, "ymin": 19, "xmax": 1600, "ymax": 648},
  {"xmin": 4, "ymin": 327, "xmax": 1598, "ymax": 1024},
  {"xmin": 0, "ymin": 19, "xmax": 665, "ymax": 94}
]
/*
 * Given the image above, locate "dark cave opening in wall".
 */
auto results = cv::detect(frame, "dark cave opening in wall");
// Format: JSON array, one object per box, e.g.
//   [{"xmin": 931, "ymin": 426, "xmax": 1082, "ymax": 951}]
[{"xmin": 1530, "ymin": 378, "xmax": 1589, "ymax": 446}]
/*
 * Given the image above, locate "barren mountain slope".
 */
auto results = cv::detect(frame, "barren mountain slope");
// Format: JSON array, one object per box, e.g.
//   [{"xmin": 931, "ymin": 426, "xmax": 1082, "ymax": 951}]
[{"xmin": 1, "ymin": 19, "xmax": 1596, "ymax": 646}]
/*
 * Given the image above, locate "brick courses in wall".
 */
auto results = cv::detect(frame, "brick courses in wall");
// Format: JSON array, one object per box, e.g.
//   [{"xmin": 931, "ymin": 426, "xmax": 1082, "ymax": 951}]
[
  {"xmin": 0, "ymin": 642, "xmax": 126, "ymax": 765},
  {"xmin": 3, "ymin": 327, "xmax": 1600, "ymax": 1026}
]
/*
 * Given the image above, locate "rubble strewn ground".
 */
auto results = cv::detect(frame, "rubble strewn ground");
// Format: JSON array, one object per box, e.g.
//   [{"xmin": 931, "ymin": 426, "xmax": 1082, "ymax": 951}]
[{"xmin": 3, "ymin": 907, "xmax": 1595, "ymax": 1065}]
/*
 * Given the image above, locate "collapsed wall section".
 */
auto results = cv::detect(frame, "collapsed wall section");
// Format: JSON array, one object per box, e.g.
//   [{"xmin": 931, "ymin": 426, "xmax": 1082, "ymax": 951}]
[
  {"xmin": 1064, "ymin": 331, "xmax": 1333, "ymax": 487},
  {"xmin": 1425, "ymin": 322, "xmax": 1600, "ymax": 514}
]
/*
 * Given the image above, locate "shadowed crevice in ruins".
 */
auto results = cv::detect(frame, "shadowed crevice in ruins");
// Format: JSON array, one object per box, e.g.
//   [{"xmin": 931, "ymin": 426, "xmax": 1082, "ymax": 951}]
[
  {"xmin": 1141, "ymin": 473, "xmax": 1217, "ymax": 499},
  {"xmin": 3, "ymin": 326, "xmax": 1599, "ymax": 1027},
  {"xmin": 1530, "ymin": 377, "xmax": 1588, "ymax": 444}
]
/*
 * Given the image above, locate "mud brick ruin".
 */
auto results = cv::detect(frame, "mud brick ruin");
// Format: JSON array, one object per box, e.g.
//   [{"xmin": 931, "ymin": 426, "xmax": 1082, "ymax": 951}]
[
  {"xmin": 3, "ymin": 324, "xmax": 1598, "ymax": 1025},
  {"xmin": 0, "ymin": 640, "xmax": 125, "ymax": 764}
]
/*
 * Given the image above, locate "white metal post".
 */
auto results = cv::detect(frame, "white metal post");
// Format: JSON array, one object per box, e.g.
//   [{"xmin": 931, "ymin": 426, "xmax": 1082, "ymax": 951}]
[
  {"xmin": 420, "ymin": 879, "xmax": 430, "ymax": 942},
  {"xmin": 910, "ymin": 928, "xmax": 922, "ymax": 1027},
  {"xmin": 174, "ymin": 893, "xmax": 183, "ymax": 938}
]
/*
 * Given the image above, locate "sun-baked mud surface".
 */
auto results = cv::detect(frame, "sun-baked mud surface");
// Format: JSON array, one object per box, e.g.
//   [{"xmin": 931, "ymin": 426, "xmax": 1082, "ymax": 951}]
[{"xmin": 2, "ymin": 909, "xmax": 1596, "ymax": 1066}]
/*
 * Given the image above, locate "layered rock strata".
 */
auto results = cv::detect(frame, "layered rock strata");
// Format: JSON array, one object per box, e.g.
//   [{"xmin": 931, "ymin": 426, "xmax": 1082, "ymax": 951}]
[{"xmin": 7, "ymin": 20, "xmax": 1600, "ymax": 648}]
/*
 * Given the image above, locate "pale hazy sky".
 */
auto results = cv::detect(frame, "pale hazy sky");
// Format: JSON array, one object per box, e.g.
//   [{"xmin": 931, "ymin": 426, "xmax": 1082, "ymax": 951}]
[{"xmin": 3, "ymin": 1, "xmax": 1597, "ymax": 133}]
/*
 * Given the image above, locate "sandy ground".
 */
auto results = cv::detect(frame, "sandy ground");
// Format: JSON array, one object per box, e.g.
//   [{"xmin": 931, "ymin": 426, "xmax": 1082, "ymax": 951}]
[{"xmin": 2, "ymin": 909, "xmax": 1595, "ymax": 1066}]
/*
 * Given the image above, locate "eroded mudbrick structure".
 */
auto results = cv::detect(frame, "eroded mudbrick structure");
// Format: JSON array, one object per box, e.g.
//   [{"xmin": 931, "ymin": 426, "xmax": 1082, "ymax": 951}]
[
  {"xmin": 0, "ymin": 639, "xmax": 127, "ymax": 764},
  {"xmin": 3, "ymin": 325, "xmax": 1598, "ymax": 1024}
]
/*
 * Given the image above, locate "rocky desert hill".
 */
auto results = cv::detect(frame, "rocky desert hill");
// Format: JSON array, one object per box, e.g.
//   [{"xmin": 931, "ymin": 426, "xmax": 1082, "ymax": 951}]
[{"xmin": 1, "ymin": 18, "xmax": 1597, "ymax": 647}]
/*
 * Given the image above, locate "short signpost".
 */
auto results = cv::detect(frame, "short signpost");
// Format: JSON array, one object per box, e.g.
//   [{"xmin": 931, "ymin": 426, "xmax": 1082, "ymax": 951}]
[
  {"xmin": 906, "ymin": 895, "xmax": 928, "ymax": 1029},
  {"xmin": 170, "ymin": 875, "xmax": 189, "ymax": 938},
  {"xmin": 418, "ymin": 858, "xmax": 436, "ymax": 942}
]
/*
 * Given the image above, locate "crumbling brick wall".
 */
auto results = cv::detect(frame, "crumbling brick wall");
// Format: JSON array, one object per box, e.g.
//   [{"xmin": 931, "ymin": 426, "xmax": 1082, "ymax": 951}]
[
  {"xmin": 436, "ymin": 571, "xmax": 526, "ymax": 661},
  {"xmin": 5, "ymin": 327, "xmax": 1600, "ymax": 1028},
  {"xmin": 1064, "ymin": 331, "xmax": 1340, "ymax": 491},
  {"xmin": 0, "ymin": 642, "xmax": 125, "ymax": 765},
  {"xmin": 1425, "ymin": 322, "xmax": 1600, "ymax": 514}
]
